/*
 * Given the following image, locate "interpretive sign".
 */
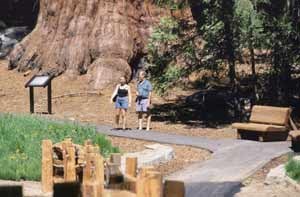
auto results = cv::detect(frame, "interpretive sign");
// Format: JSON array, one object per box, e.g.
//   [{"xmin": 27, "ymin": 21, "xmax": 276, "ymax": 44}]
[
  {"xmin": 26, "ymin": 75, "xmax": 51, "ymax": 87},
  {"xmin": 25, "ymin": 75, "xmax": 53, "ymax": 114}
]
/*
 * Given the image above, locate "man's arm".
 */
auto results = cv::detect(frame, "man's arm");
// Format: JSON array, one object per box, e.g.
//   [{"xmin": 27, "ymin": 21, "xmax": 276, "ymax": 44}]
[{"xmin": 148, "ymin": 91, "xmax": 152, "ymax": 105}]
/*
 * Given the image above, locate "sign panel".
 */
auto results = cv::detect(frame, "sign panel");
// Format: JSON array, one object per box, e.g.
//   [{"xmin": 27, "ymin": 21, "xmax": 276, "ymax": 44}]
[{"xmin": 25, "ymin": 75, "xmax": 51, "ymax": 87}]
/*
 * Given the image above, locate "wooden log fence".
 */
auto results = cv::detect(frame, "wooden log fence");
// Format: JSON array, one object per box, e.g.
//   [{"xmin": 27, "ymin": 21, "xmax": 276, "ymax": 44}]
[{"xmin": 41, "ymin": 139, "xmax": 164, "ymax": 197}]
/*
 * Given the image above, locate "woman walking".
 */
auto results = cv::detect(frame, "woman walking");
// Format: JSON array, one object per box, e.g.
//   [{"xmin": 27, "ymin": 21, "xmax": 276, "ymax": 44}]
[{"xmin": 111, "ymin": 76, "xmax": 132, "ymax": 130}]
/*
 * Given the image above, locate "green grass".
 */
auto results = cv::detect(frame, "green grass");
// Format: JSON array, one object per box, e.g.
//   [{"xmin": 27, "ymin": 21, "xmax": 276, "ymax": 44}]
[
  {"xmin": 0, "ymin": 113, "xmax": 119, "ymax": 181},
  {"xmin": 285, "ymin": 157, "xmax": 300, "ymax": 182}
]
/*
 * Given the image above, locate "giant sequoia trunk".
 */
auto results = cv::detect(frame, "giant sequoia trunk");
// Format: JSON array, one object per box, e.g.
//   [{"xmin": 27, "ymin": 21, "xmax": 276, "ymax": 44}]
[{"xmin": 8, "ymin": 0, "xmax": 166, "ymax": 89}]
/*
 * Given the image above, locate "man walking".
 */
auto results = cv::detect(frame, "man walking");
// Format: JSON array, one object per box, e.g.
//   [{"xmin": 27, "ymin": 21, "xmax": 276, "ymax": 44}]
[{"xmin": 136, "ymin": 71, "xmax": 152, "ymax": 131}]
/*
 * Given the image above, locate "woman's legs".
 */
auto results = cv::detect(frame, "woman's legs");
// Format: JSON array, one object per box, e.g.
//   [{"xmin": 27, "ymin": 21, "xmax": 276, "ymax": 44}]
[
  {"xmin": 115, "ymin": 109, "xmax": 121, "ymax": 127},
  {"xmin": 121, "ymin": 109, "xmax": 127, "ymax": 130}
]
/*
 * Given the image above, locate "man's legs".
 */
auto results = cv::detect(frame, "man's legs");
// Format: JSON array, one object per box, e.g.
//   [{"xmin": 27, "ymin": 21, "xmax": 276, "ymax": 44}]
[
  {"xmin": 138, "ymin": 112, "xmax": 143, "ymax": 130},
  {"xmin": 146, "ymin": 112, "xmax": 151, "ymax": 131}
]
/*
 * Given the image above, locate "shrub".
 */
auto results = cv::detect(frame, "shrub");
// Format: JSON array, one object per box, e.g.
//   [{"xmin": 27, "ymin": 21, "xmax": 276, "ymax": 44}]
[
  {"xmin": 285, "ymin": 158, "xmax": 300, "ymax": 182},
  {"xmin": 0, "ymin": 113, "xmax": 119, "ymax": 181}
]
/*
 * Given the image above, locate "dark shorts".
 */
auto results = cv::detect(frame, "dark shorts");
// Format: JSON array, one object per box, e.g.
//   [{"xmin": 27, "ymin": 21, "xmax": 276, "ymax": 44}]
[
  {"xmin": 136, "ymin": 98, "xmax": 149, "ymax": 112},
  {"xmin": 115, "ymin": 96, "xmax": 129, "ymax": 109}
]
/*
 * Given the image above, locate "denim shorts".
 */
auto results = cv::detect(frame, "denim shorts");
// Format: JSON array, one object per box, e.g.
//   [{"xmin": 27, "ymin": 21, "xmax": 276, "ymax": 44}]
[
  {"xmin": 115, "ymin": 96, "xmax": 129, "ymax": 109},
  {"xmin": 136, "ymin": 98, "xmax": 149, "ymax": 112}
]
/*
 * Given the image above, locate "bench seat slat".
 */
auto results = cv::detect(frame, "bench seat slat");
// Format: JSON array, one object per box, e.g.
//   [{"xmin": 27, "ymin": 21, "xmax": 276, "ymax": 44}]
[{"xmin": 232, "ymin": 123, "xmax": 287, "ymax": 132}]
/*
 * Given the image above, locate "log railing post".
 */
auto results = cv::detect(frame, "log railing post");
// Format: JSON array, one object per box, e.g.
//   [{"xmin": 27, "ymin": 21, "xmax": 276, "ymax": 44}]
[
  {"xmin": 42, "ymin": 140, "xmax": 53, "ymax": 193},
  {"xmin": 125, "ymin": 157, "xmax": 138, "ymax": 192},
  {"xmin": 82, "ymin": 144, "xmax": 104, "ymax": 197},
  {"xmin": 137, "ymin": 167, "xmax": 162, "ymax": 197},
  {"xmin": 62, "ymin": 139, "xmax": 76, "ymax": 182},
  {"xmin": 126, "ymin": 157, "xmax": 137, "ymax": 178},
  {"xmin": 146, "ymin": 171, "xmax": 163, "ymax": 197}
]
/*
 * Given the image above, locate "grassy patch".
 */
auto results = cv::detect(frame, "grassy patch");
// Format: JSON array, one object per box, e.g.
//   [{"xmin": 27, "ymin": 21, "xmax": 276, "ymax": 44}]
[
  {"xmin": 285, "ymin": 157, "xmax": 300, "ymax": 182},
  {"xmin": 0, "ymin": 113, "xmax": 119, "ymax": 181}
]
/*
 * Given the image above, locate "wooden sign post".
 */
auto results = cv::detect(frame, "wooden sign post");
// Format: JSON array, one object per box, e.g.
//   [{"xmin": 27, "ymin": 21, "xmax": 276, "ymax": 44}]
[{"xmin": 25, "ymin": 75, "xmax": 53, "ymax": 114}]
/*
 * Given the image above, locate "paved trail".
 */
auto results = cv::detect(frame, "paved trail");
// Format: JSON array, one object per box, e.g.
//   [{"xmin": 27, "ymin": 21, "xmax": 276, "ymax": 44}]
[{"xmin": 96, "ymin": 126, "xmax": 292, "ymax": 197}]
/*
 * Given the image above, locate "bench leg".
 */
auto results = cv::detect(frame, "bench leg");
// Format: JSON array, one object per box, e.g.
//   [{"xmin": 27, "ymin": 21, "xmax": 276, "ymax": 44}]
[
  {"xmin": 292, "ymin": 139, "xmax": 300, "ymax": 152},
  {"xmin": 237, "ymin": 130, "xmax": 241, "ymax": 139},
  {"xmin": 237, "ymin": 130, "xmax": 287, "ymax": 142}
]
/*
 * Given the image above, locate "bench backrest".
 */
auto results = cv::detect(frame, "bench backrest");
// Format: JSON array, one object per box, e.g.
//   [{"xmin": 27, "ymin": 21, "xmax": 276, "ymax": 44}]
[{"xmin": 250, "ymin": 105, "xmax": 291, "ymax": 126}]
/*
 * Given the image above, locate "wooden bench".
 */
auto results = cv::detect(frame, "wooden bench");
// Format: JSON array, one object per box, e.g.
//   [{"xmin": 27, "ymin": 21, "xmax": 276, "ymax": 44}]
[
  {"xmin": 288, "ymin": 118, "xmax": 300, "ymax": 152},
  {"xmin": 232, "ymin": 105, "xmax": 291, "ymax": 142}
]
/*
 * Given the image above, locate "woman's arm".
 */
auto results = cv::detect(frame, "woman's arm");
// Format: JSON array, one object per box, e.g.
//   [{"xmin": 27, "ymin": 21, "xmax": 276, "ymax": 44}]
[
  {"xmin": 128, "ymin": 85, "xmax": 132, "ymax": 107},
  {"xmin": 110, "ymin": 85, "xmax": 119, "ymax": 102}
]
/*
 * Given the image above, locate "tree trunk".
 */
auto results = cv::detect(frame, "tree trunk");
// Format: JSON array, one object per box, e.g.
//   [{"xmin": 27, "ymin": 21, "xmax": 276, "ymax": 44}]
[
  {"xmin": 221, "ymin": 0, "xmax": 236, "ymax": 84},
  {"xmin": 8, "ymin": 0, "xmax": 166, "ymax": 89}
]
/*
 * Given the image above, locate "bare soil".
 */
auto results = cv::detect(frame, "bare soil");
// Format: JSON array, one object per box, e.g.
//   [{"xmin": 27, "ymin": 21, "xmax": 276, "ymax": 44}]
[
  {"xmin": 0, "ymin": 59, "xmax": 212, "ymax": 176},
  {"xmin": 109, "ymin": 136, "xmax": 211, "ymax": 176},
  {"xmin": 235, "ymin": 154, "xmax": 300, "ymax": 197},
  {"xmin": 2, "ymin": 60, "xmax": 298, "ymax": 196},
  {"xmin": 0, "ymin": 60, "xmax": 236, "ymax": 139}
]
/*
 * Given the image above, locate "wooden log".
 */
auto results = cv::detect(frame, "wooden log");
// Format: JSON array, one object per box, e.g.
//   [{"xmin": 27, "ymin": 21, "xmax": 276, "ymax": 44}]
[
  {"xmin": 140, "ymin": 166, "xmax": 155, "ymax": 177},
  {"xmin": 125, "ymin": 157, "xmax": 138, "ymax": 193},
  {"xmin": 64, "ymin": 143, "xmax": 76, "ymax": 182},
  {"xmin": 62, "ymin": 139, "xmax": 76, "ymax": 182},
  {"xmin": 126, "ymin": 157, "xmax": 138, "ymax": 178},
  {"xmin": 82, "ymin": 182, "xmax": 102, "ymax": 197},
  {"xmin": 146, "ymin": 171, "xmax": 162, "ymax": 197},
  {"xmin": 42, "ymin": 140, "xmax": 53, "ymax": 193},
  {"xmin": 82, "ymin": 146, "xmax": 104, "ymax": 197},
  {"xmin": 94, "ymin": 153, "xmax": 104, "ymax": 194},
  {"xmin": 136, "ymin": 166, "xmax": 154, "ymax": 197},
  {"xmin": 164, "ymin": 180, "xmax": 185, "ymax": 197}
]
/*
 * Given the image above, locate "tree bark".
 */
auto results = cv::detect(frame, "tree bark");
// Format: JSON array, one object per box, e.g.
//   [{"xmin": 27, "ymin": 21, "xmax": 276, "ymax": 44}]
[
  {"xmin": 221, "ymin": 0, "xmax": 236, "ymax": 84},
  {"xmin": 8, "ymin": 0, "xmax": 166, "ymax": 89}
]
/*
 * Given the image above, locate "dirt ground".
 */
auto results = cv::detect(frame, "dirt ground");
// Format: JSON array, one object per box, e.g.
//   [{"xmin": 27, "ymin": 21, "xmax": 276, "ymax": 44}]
[
  {"xmin": 109, "ymin": 136, "xmax": 211, "ymax": 176},
  {"xmin": 0, "ymin": 59, "xmax": 213, "ymax": 175},
  {"xmin": 235, "ymin": 154, "xmax": 300, "ymax": 197},
  {"xmin": 1, "ymin": 60, "xmax": 299, "ymax": 196},
  {"xmin": 0, "ymin": 60, "xmax": 236, "ymax": 139}
]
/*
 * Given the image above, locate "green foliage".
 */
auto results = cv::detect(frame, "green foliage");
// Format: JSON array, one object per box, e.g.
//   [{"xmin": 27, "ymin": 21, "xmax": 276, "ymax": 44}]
[
  {"xmin": 256, "ymin": 0, "xmax": 300, "ymax": 104},
  {"xmin": 148, "ymin": 17, "xmax": 179, "ymax": 56},
  {"xmin": 147, "ymin": 17, "xmax": 184, "ymax": 95},
  {"xmin": 234, "ymin": 0, "xmax": 265, "ymax": 49},
  {"xmin": 151, "ymin": 65, "xmax": 185, "ymax": 95},
  {"xmin": 147, "ymin": 0, "xmax": 300, "ymax": 103},
  {"xmin": 0, "ymin": 114, "xmax": 119, "ymax": 181},
  {"xmin": 154, "ymin": 0, "xmax": 186, "ymax": 9},
  {"xmin": 285, "ymin": 158, "xmax": 300, "ymax": 182}
]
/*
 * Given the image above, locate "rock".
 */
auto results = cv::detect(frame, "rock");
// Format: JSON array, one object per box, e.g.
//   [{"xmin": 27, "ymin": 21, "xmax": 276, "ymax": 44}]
[
  {"xmin": 265, "ymin": 164, "xmax": 287, "ymax": 186},
  {"xmin": 120, "ymin": 143, "xmax": 174, "ymax": 174},
  {"xmin": 0, "ymin": 26, "xmax": 29, "ymax": 58},
  {"xmin": 265, "ymin": 162, "xmax": 300, "ymax": 192},
  {"xmin": 293, "ymin": 155, "xmax": 300, "ymax": 161}
]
